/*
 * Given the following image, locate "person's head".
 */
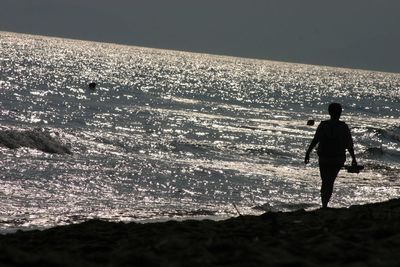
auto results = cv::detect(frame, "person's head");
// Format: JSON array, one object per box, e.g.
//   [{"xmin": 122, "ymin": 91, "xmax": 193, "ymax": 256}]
[{"xmin": 328, "ymin": 103, "xmax": 342, "ymax": 120}]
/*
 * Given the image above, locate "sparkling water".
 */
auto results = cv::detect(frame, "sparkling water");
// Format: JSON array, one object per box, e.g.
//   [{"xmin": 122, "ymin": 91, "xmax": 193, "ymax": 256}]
[{"xmin": 1, "ymin": 31, "xmax": 399, "ymax": 232}]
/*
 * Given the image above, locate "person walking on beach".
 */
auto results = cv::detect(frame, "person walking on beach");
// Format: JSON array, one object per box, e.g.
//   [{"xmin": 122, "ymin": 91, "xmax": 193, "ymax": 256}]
[{"xmin": 305, "ymin": 103, "xmax": 357, "ymax": 208}]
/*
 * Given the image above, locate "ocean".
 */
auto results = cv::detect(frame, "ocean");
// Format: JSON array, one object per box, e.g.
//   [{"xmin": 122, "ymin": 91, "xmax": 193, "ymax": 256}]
[{"xmin": 1, "ymin": 31, "xmax": 399, "ymax": 233}]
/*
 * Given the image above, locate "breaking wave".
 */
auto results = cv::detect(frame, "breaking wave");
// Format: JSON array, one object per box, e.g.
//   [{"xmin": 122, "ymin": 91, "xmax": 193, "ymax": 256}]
[{"xmin": 0, "ymin": 128, "xmax": 72, "ymax": 154}]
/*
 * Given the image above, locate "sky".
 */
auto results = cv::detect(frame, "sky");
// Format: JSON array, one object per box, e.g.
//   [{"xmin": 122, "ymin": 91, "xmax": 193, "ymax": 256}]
[{"xmin": 1, "ymin": 0, "xmax": 399, "ymax": 73}]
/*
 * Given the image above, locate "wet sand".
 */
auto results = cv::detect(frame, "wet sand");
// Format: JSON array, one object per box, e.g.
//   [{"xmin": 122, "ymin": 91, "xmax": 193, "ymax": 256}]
[{"xmin": 1, "ymin": 198, "xmax": 400, "ymax": 266}]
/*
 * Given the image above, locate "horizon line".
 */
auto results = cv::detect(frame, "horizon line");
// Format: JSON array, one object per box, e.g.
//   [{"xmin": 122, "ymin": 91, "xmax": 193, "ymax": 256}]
[{"xmin": 1, "ymin": 29, "xmax": 399, "ymax": 76}]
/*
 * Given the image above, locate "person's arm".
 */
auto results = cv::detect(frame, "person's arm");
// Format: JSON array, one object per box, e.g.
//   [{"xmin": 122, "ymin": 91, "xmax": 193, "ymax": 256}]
[
  {"xmin": 305, "ymin": 124, "xmax": 321, "ymax": 164},
  {"xmin": 348, "ymin": 146, "xmax": 357, "ymax": 165},
  {"xmin": 305, "ymin": 137, "xmax": 318, "ymax": 164}
]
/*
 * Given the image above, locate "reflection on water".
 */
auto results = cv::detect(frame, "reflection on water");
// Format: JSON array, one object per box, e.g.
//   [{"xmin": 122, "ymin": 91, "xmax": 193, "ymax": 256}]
[{"xmin": 0, "ymin": 31, "xmax": 400, "ymax": 231}]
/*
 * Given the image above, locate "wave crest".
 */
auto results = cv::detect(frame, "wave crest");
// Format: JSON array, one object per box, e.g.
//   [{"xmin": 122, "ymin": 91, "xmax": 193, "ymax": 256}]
[{"xmin": 0, "ymin": 129, "xmax": 71, "ymax": 154}]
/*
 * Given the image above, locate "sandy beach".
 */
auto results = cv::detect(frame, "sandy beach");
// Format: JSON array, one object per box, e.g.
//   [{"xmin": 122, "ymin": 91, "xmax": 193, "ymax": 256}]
[{"xmin": 1, "ymin": 199, "xmax": 400, "ymax": 267}]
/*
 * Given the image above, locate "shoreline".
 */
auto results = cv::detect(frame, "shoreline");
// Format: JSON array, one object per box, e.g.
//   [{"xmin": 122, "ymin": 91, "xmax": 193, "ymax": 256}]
[{"xmin": 1, "ymin": 198, "xmax": 400, "ymax": 266}]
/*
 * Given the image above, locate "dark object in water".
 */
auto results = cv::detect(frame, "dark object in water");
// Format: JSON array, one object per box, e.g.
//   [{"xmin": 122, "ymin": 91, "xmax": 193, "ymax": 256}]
[
  {"xmin": 344, "ymin": 165, "xmax": 364, "ymax": 173},
  {"xmin": 307, "ymin": 120, "xmax": 315, "ymax": 126},
  {"xmin": 88, "ymin": 82, "xmax": 97, "ymax": 90}
]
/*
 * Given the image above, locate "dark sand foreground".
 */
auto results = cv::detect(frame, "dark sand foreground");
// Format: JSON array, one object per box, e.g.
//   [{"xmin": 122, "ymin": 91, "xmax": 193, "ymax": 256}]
[{"xmin": 2, "ymin": 199, "xmax": 400, "ymax": 267}]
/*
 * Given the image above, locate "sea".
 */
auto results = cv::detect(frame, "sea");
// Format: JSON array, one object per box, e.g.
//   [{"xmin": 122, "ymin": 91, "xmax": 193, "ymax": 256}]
[{"xmin": 1, "ymin": 31, "xmax": 399, "ymax": 233}]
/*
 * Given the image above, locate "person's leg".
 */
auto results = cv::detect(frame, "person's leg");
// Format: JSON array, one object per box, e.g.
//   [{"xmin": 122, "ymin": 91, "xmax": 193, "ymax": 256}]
[{"xmin": 319, "ymin": 163, "xmax": 341, "ymax": 208}]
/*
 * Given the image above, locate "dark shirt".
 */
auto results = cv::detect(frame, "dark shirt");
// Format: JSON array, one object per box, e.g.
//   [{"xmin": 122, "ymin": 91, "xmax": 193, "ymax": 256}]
[{"xmin": 314, "ymin": 120, "xmax": 353, "ymax": 159}]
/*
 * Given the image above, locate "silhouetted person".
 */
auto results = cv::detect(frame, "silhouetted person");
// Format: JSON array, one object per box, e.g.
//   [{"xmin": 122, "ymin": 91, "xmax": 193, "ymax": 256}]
[{"xmin": 305, "ymin": 103, "xmax": 357, "ymax": 208}]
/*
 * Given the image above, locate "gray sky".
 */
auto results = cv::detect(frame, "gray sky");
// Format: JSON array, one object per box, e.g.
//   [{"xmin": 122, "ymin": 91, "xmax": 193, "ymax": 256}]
[{"xmin": 1, "ymin": 0, "xmax": 399, "ymax": 73}]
